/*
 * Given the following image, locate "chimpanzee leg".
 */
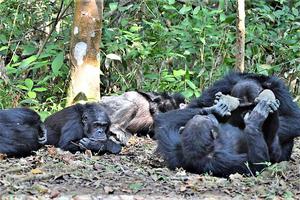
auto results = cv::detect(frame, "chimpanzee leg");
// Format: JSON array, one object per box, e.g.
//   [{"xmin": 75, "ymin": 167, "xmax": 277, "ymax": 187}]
[{"xmin": 244, "ymin": 100, "xmax": 272, "ymax": 172}]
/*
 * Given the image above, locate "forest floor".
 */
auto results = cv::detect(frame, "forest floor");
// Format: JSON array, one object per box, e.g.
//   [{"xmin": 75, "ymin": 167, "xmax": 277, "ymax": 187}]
[{"xmin": 0, "ymin": 136, "xmax": 299, "ymax": 199}]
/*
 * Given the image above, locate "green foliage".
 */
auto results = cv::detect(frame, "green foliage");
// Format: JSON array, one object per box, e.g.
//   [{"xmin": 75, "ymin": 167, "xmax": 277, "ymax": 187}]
[{"xmin": 0, "ymin": 0, "xmax": 299, "ymax": 109}]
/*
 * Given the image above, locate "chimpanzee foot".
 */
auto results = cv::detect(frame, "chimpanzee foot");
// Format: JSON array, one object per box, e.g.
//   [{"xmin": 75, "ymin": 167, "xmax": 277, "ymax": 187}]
[{"xmin": 214, "ymin": 92, "xmax": 240, "ymax": 113}]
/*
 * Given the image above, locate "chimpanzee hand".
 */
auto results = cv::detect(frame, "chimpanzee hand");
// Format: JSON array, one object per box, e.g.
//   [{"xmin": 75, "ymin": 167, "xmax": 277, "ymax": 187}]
[
  {"xmin": 79, "ymin": 137, "xmax": 106, "ymax": 152},
  {"xmin": 79, "ymin": 137, "xmax": 122, "ymax": 154},
  {"xmin": 212, "ymin": 101, "xmax": 231, "ymax": 117},
  {"xmin": 268, "ymin": 99, "xmax": 280, "ymax": 113}
]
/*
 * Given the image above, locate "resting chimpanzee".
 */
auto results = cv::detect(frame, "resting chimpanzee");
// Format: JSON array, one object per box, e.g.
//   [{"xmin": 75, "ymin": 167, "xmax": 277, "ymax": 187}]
[
  {"xmin": 188, "ymin": 72, "xmax": 300, "ymax": 161},
  {"xmin": 0, "ymin": 108, "xmax": 47, "ymax": 157},
  {"xmin": 99, "ymin": 91, "xmax": 185, "ymax": 145},
  {"xmin": 44, "ymin": 103, "xmax": 121, "ymax": 154},
  {"xmin": 155, "ymin": 91, "xmax": 280, "ymax": 177}
]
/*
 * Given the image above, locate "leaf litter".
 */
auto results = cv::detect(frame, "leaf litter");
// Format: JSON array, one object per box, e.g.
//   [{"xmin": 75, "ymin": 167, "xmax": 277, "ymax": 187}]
[{"xmin": 0, "ymin": 137, "xmax": 299, "ymax": 199}]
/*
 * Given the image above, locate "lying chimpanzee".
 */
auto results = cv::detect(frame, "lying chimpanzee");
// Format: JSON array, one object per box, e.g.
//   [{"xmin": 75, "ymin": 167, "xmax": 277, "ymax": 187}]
[
  {"xmin": 44, "ymin": 103, "xmax": 121, "ymax": 154},
  {"xmin": 155, "ymin": 91, "xmax": 280, "ymax": 177},
  {"xmin": 99, "ymin": 91, "xmax": 185, "ymax": 145},
  {"xmin": 0, "ymin": 108, "xmax": 47, "ymax": 157},
  {"xmin": 188, "ymin": 72, "xmax": 300, "ymax": 161}
]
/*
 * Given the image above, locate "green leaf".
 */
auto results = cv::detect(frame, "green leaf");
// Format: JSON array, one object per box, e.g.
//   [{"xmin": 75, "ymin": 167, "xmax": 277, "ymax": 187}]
[
  {"xmin": 19, "ymin": 55, "xmax": 37, "ymax": 70},
  {"xmin": 173, "ymin": 69, "xmax": 185, "ymax": 77},
  {"xmin": 16, "ymin": 84, "xmax": 29, "ymax": 91},
  {"xmin": 33, "ymin": 87, "xmax": 47, "ymax": 92},
  {"xmin": 0, "ymin": 46, "xmax": 8, "ymax": 52},
  {"xmin": 163, "ymin": 5, "xmax": 177, "ymax": 11},
  {"xmin": 168, "ymin": 0, "xmax": 175, "ymax": 5},
  {"xmin": 220, "ymin": 13, "xmax": 226, "ymax": 22},
  {"xmin": 193, "ymin": 6, "xmax": 201, "ymax": 15},
  {"xmin": 145, "ymin": 73, "xmax": 159, "ymax": 79},
  {"xmin": 186, "ymin": 79, "xmax": 196, "ymax": 90},
  {"xmin": 292, "ymin": 8, "xmax": 299, "ymax": 16},
  {"xmin": 164, "ymin": 77, "xmax": 176, "ymax": 82},
  {"xmin": 27, "ymin": 91, "xmax": 37, "ymax": 99},
  {"xmin": 129, "ymin": 25, "xmax": 142, "ymax": 32},
  {"xmin": 24, "ymin": 78, "xmax": 34, "ymax": 90},
  {"xmin": 129, "ymin": 183, "xmax": 143, "ymax": 193},
  {"xmin": 51, "ymin": 52, "xmax": 64, "ymax": 76},
  {"xmin": 22, "ymin": 44, "xmax": 37, "ymax": 56},
  {"xmin": 0, "ymin": 34, "xmax": 7, "ymax": 43},
  {"xmin": 109, "ymin": 2, "xmax": 118, "ymax": 11},
  {"xmin": 182, "ymin": 89, "xmax": 194, "ymax": 98},
  {"xmin": 179, "ymin": 5, "xmax": 192, "ymax": 15}
]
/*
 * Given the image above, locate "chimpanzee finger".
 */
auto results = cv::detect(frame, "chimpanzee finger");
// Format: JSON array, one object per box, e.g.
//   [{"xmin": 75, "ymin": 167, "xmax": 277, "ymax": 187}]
[{"xmin": 269, "ymin": 102, "xmax": 278, "ymax": 112}]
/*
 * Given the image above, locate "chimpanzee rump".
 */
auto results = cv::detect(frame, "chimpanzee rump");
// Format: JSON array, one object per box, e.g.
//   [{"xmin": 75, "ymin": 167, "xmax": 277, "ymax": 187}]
[{"xmin": 0, "ymin": 108, "xmax": 47, "ymax": 157}]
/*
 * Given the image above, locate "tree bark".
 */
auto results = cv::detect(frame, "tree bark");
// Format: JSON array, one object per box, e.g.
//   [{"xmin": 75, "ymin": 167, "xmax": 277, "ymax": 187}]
[
  {"xmin": 235, "ymin": 0, "xmax": 245, "ymax": 72},
  {"xmin": 66, "ymin": 0, "xmax": 103, "ymax": 105}
]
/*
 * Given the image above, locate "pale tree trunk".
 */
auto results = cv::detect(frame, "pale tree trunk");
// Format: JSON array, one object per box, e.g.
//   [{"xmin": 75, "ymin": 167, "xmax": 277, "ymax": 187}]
[
  {"xmin": 66, "ymin": 0, "xmax": 103, "ymax": 105},
  {"xmin": 235, "ymin": 0, "xmax": 245, "ymax": 72}
]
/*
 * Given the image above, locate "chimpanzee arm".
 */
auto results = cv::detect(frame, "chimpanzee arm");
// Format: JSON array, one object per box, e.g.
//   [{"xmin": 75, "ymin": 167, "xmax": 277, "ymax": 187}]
[
  {"xmin": 58, "ymin": 121, "xmax": 84, "ymax": 153},
  {"xmin": 108, "ymin": 101, "xmax": 138, "ymax": 145},
  {"xmin": 188, "ymin": 72, "xmax": 243, "ymax": 108}
]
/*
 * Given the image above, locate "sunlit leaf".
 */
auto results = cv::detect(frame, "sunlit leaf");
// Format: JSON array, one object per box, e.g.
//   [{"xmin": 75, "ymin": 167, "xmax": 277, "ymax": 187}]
[
  {"xmin": 51, "ymin": 52, "xmax": 64, "ymax": 76},
  {"xmin": 28, "ymin": 91, "xmax": 37, "ymax": 99},
  {"xmin": 109, "ymin": 2, "xmax": 118, "ymax": 11},
  {"xmin": 24, "ymin": 78, "xmax": 34, "ymax": 90},
  {"xmin": 179, "ymin": 5, "xmax": 192, "ymax": 15}
]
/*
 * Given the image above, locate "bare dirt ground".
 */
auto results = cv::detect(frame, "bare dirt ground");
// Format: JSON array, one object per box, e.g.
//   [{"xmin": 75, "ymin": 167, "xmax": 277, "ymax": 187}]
[{"xmin": 0, "ymin": 136, "xmax": 299, "ymax": 199}]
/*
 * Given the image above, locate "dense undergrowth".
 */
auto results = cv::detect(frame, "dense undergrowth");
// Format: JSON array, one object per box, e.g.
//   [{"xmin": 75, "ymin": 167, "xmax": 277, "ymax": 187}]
[{"xmin": 0, "ymin": 0, "xmax": 299, "ymax": 116}]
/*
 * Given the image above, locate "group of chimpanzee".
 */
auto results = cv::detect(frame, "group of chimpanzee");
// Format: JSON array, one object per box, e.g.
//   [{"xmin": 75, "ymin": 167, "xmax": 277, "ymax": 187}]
[
  {"xmin": 0, "ymin": 91, "xmax": 184, "ymax": 156},
  {"xmin": 1, "ymin": 72, "xmax": 300, "ymax": 178}
]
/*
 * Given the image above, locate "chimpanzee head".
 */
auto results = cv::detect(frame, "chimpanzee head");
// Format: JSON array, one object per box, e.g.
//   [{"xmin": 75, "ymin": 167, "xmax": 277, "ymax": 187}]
[
  {"xmin": 231, "ymin": 79, "xmax": 263, "ymax": 106},
  {"xmin": 81, "ymin": 103, "xmax": 111, "ymax": 141},
  {"xmin": 181, "ymin": 114, "xmax": 219, "ymax": 158},
  {"xmin": 138, "ymin": 91, "xmax": 186, "ymax": 114}
]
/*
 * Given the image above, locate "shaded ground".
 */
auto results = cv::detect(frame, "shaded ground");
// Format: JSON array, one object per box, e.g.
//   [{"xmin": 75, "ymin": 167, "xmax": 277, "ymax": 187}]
[{"xmin": 0, "ymin": 137, "xmax": 299, "ymax": 199}]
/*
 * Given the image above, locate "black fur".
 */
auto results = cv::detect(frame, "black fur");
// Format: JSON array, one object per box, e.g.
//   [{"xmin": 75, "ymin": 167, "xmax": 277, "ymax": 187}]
[
  {"xmin": 45, "ymin": 103, "xmax": 121, "ymax": 154},
  {"xmin": 0, "ymin": 108, "xmax": 46, "ymax": 157}
]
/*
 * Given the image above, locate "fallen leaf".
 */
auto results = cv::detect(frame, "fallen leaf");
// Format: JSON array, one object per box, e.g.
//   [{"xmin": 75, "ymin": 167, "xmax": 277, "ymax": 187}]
[
  {"xmin": 0, "ymin": 153, "xmax": 7, "ymax": 160},
  {"xmin": 180, "ymin": 185, "xmax": 187, "ymax": 192},
  {"xmin": 229, "ymin": 173, "xmax": 243, "ymax": 181},
  {"xmin": 49, "ymin": 189, "xmax": 60, "ymax": 198},
  {"xmin": 85, "ymin": 149, "xmax": 92, "ymax": 158},
  {"xmin": 31, "ymin": 168, "xmax": 43, "ymax": 174},
  {"xmin": 104, "ymin": 186, "xmax": 114, "ymax": 194},
  {"xmin": 47, "ymin": 146, "xmax": 57, "ymax": 156}
]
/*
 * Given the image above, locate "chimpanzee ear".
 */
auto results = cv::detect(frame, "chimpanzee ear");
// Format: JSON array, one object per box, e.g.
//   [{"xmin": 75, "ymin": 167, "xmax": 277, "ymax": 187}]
[{"xmin": 137, "ymin": 91, "xmax": 161, "ymax": 103}]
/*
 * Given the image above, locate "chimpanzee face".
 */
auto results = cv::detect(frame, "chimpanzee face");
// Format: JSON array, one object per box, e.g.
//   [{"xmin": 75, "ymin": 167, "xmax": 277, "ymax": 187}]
[{"xmin": 82, "ymin": 105, "xmax": 111, "ymax": 141}]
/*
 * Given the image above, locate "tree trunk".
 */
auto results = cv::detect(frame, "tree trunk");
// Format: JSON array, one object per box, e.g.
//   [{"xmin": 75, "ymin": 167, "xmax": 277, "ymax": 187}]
[
  {"xmin": 235, "ymin": 0, "xmax": 245, "ymax": 72},
  {"xmin": 66, "ymin": 0, "xmax": 103, "ymax": 105}
]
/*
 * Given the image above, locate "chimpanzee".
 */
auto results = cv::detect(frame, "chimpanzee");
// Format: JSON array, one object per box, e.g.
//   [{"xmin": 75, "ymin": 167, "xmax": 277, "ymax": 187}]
[
  {"xmin": 44, "ymin": 103, "xmax": 121, "ymax": 154},
  {"xmin": 188, "ymin": 72, "xmax": 300, "ymax": 161},
  {"xmin": 99, "ymin": 91, "xmax": 186, "ymax": 145},
  {"xmin": 155, "ymin": 91, "xmax": 280, "ymax": 177},
  {"xmin": 0, "ymin": 108, "xmax": 47, "ymax": 157}
]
